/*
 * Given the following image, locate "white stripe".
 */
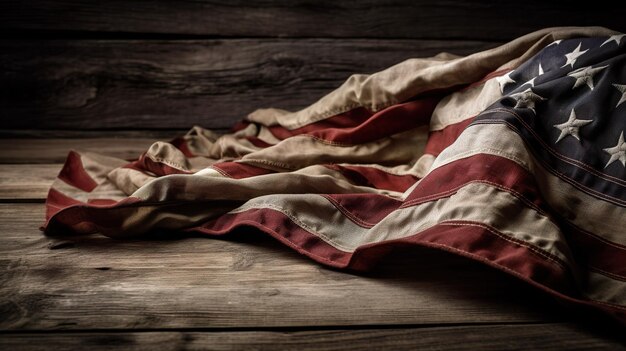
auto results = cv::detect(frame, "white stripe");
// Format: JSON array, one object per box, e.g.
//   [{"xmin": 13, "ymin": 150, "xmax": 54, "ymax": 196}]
[
  {"xmin": 430, "ymin": 78, "xmax": 502, "ymax": 131},
  {"xmin": 242, "ymin": 126, "xmax": 429, "ymax": 171}
]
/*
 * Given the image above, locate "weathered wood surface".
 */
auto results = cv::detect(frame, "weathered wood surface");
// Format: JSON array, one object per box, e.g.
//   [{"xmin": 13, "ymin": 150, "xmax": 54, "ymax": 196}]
[
  {"xmin": 0, "ymin": 203, "xmax": 563, "ymax": 330},
  {"xmin": 0, "ymin": 138, "xmax": 156, "ymax": 164},
  {"xmin": 0, "ymin": 164, "xmax": 59, "ymax": 201},
  {"xmin": 0, "ymin": 39, "xmax": 498, "ymax": 130},
  {"xmin": 1, "ymin": 324, "xmax": 624, "ymax": 351},
  {"xmin": 0, "ymin": 1, "xmax": 623, "ymax": 41}
]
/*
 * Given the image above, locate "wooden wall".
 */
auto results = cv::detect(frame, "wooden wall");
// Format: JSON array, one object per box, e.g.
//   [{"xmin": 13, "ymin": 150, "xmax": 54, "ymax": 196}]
[{"xmin": 0, "ymin": 1, "xmax": 623, "ymax": 133}]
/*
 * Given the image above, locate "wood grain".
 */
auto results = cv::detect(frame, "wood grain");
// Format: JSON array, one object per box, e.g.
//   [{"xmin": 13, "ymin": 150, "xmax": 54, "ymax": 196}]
[
  {"xmin": 0, "ymin": 39, "xmax": 497, "ymax": 130},
  {"xmin": 0, "ymin": 138, "xmax": 156, "ymax": 164},
  {"xmin": 0, "ymin": 1, "xmax": 623, "ymax": 41},
  {"xmin": 0, "ymin": 164, "xmax": 59, "ymax": 201},
  {"xmin": 0, "ymin": 203, "xmax": 564, "ymax": 330},
  {"xmin": 1, "ymin": 324, "xmax": 624, "ymax": 351}
]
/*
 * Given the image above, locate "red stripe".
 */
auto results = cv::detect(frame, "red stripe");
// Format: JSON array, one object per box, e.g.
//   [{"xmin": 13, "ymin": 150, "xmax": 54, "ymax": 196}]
[
  {"xmin": 231, "ymin": 120, "xmax": 252, "ymax": 133},
  {"xmin": 44, "ymin": 196, "xmax": 143, "ymax": 235},
  {"xmin": 170, "ymin": 137, "xmax": 196, "ymax": 158},
  {"xmin": 57, "ymin": 151, "xmax": 98, "ymax": 192},
  {"xmin": 307, "ymin": 97, "xmax": 438, "ymax": 145},
  {"xmin": 87, "ymin": 199, "xmax": 119, "ymax": 206},
  {"xmin": 45, "ymin": 187, "xmax": 84, "ymax": 220},
  {"xmin": 324, "ymin": 165, "xmax": 418, "ymax": 192},
  {"xmin": 264, "ymin": 97, "xmax": 439, "ymax": 145},
  {"xmin": 562, "ymin": 221, "xmax": 626, "ymax": 279},
  {"xmin": 212, "ymin": 162, "xmax": 274, "ymax": 179},
  {"xmin": 266, "ymin": 107, "xmax": 374, "ymax": 140},
  {"xmin": 243, "ymin": 136, "xmax": 274, "ymax": 148},
  {"xmin": 423, "ymin": 117, "xmax": 474, "ymax": 157},
  {"xmin": 323, "ymin": 193, "xmax": 402, "ymax": 227}
]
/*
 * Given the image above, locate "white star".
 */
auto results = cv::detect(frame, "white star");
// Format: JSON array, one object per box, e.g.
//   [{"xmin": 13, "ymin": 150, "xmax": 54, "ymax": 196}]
[
  {"xmin": 600, "ymin": 34, "xmax": 625, "ymax": 47},
  {"xmin": 496, "ymin": 71, "xmax": 516, "ymax": 93},
  {"xmin": 567, "ymin": 65, "xmax": 608, "ymax": 90},
  {"xmin": 562, "ymin": 43, "xmax": 588, "ymax": 68},
  {"xmin": 614, "ymin": 84, "xmax": 626, "ymax": 108},
  {"xmin": 509, "ymin": 88, "xmax": 546, "ymax": 114},
  {"xmin": 553, "ymin": 109, "xmax": 592, "ymax": 143},
  {"xmin": 603, "ymin": 132, "xmax": 626, "ymax": 168},
  {"xmin": 538, "ymin": 63, "xmax": 544, "ymax": 75},
  {"xmin": 547, "ymin": 40, "xmax": 562, "ymax": 48}
]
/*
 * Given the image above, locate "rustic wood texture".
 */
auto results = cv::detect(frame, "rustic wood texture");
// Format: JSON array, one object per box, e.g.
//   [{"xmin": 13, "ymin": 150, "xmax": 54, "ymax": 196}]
[
  {"xmin": 0, "ymin": 39, "xmax": 498, "ymax": 130},
  {"xmin": 0, "ymin": 203, "xmax": 564, "ymax": 330},
  {"xmin": 0, "ymin": 164, "xmax": 59, "ymax": 201},
  {"xmin": 0, "ymin": 1, "xmax": 623, "ymax": 41},
  {"xmin": 0, "ymin": 138, "xmax": 157, "ymax": 164},
  {"xmin": 3, "ymin": 1, "xmax": 624, "ymax": 345},
  {"xmin": 1, "ymin": 324, "xmax": 624, "ymax": 351}
]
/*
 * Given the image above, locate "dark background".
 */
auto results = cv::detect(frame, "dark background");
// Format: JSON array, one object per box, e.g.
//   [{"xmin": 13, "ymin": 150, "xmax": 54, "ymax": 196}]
[{"xmin": 0, "ymin": 0, "xmax": 624, "ymax": 135}]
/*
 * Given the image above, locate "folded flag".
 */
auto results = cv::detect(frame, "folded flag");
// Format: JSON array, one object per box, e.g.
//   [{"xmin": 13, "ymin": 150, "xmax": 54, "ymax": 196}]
[{"xmin": 44, "ymin": 27, "xmax": 626, "ymax": 325}]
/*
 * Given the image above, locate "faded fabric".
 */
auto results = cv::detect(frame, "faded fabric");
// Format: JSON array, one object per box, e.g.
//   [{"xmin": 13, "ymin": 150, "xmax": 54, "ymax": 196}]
[{"xmin": 44, "ymin": 27, "xmax": 626, "ymax": 325}]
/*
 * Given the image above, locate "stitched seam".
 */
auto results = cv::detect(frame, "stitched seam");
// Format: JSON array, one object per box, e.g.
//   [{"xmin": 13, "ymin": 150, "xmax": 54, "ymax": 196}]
[
  {"xmin": 401, "ymin": 180, "xmax": 545, "ymax": 217},
  {"xmin": 241, "ymin": 158, "xmax": 296, "ymax": 171},
  {"xmin": 433, "ymin": 146, "xmax": 532, "ymax": 173},
  {"xmin": 588, "ymin": 266, "xmax": 626, "ymax": 282},
  {"xmin": 209, "ymin": 165, "xmax": 233, "ymax": 178},
  {"xmin": 441, "ymin": 221, "xmax": 568, "ymax": 269},
  {"xmin": 335, "ymin": 163, "xmax": 420, "ymax": 177},
  {"xmin": 145, "ymin": 154, "xmax": 189, "ymax": 172},
  {"xmin": 473, "ymin": 117, "xmax": 626, "ymax": 206},
  {"xmin": 229, "ymin": 202, "xmax": 355, "ymax": 252},
  {"xmin": 321, "ymin": 195, "xmax": 378, "ymax": 228},
  {"xmin": 281, "ymin": 103, "xmax": 364, "ymax": 130}
]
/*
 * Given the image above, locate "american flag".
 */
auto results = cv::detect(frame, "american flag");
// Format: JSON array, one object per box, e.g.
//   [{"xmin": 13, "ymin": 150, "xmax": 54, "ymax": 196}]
[{"xmin": 44, "ymin": 27, "xmax": 626, "ymax": 325}]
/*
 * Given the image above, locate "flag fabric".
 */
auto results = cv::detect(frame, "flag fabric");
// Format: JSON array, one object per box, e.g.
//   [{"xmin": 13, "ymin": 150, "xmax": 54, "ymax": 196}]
[{"xmin": 44, "ymin": 27, "xmax": 626, "ymax": 325}]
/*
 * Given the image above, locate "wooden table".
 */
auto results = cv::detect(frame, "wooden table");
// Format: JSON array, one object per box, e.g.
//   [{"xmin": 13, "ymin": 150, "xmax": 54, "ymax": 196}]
[{"xmin": 0, "ymin": 138, "xmax": 623, "ymax": 350}]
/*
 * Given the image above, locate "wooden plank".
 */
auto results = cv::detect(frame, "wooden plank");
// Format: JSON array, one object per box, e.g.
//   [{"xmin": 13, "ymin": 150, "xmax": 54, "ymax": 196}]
[
  {"xmin": 0, "ymin": 203, "xmax": 564, "ymax": 330},
  {"xmin": 0, "ymin": 164, "xmax": 59, "ymax": 201},
  {"xmin": 0, "ymin": 139, "xmax": 156, "ymax": 163},
  {"xmin": 0, "ymin": 39, "xmax": 498, "ymax": 130},
  {"xmin": 0, "ymin": 324, "xmax": 623, "ymax": 351},
  {"xmin": 0, "ymin": 1, "xmax": 623, "ymax": 41}
]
